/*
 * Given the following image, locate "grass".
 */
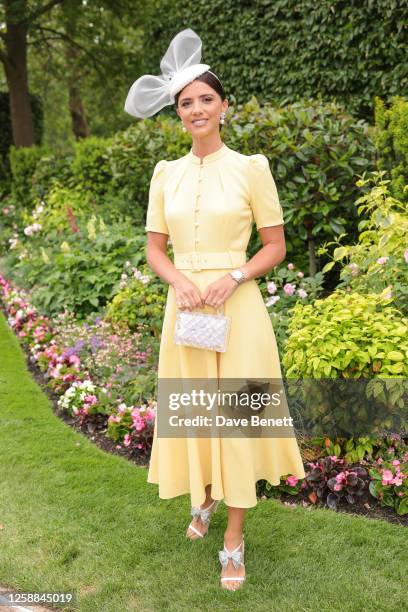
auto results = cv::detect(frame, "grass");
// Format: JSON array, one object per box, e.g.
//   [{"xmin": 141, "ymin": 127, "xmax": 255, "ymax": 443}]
[{"xmin": 0, "ymin": 309, "xmax": 407, "ymax": 611}]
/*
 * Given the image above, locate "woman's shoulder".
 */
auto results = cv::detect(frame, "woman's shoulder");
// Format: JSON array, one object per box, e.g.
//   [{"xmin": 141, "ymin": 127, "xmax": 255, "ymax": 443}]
[
  {"xmin": 152, "ymin": 153, "xmax": 189, "ymax": 175},
  {"xmin": 226, "ymin": 148, "xmax": 269, "ymax": 173}
]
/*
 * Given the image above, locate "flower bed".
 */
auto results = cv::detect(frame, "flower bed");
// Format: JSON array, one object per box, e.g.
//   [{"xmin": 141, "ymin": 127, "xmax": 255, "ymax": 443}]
[{"xmin": 1, "ymin": 271, "xmax": 407, "ymax": 519}]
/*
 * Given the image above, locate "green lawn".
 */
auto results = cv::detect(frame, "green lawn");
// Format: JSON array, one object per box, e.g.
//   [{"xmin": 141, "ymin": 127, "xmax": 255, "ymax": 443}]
[{"xmin": 0, "ymin": 309, "xmax": 407, "ymax": 612}]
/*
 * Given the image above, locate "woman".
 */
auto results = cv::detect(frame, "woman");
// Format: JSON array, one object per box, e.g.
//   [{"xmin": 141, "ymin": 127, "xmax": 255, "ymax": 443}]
[{"xmin": 125, "ymin": 28, "xmax": 306, "ymax": 591}]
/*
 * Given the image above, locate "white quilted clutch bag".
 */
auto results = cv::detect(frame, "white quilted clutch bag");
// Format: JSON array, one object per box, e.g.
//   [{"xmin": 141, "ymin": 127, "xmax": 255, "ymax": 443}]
[{"xmin": 174, "ymin": 306, "xmax": 231, "ymax": 352}]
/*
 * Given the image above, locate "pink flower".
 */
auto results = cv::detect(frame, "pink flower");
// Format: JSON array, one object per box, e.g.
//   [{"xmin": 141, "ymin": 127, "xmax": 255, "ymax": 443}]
[
  {"xmin": 145, "ymin": 408, "xmax": 156, "ymax": 421},
  {"xmin": 376, "ymin": 457, "xmax": 383, "ymax": 464},
  {"xmin": 333, "ymin": 483, "xmax": 343, "ymax": 491},
  {"xmin": 132, "ymin": 415, "xmax": 146, "ymax": 432},
  {"xmin": 377, "ymin": 256, "xmax": 389, "ymax": 265},
  {"xmin": 297, "ymin": 288, "xmax": 307, "ymax": 298},
  {"xmin": 62, "ymin": 373, "xmax": 76, "ymax": 382},
  {"xmin": 335, "ymin": 472, "xmax": 346, "ymax": 483},
  {"xmin": 108, "ymin": 415, "xmax": 121, "ymax": 424},
  {"xmin": 297, "ymin": 271, "xmax": 304, "ymax": 278},
  {"xmin": 287, "ymin": 263, "xmax": 295, "ymax": 270},
  {"xmin": 124, "ymin": 433, "xmax": 132, "ymax": 447},
  {"xmin": 118, "ymin": 403, "xmax": 127, "ymax": 414},
  {"xmin": 392, "ymin": 477, "xmax": 403, "ymax": 486},
  {"xmin": 266, "ymin": 281, "xmax": 277, "ymax": 294},
  {"xmin": 381, "ymin": 469, "xmax": 394, "ymax": 485},
  {"xmin": 392, "ymin": 459, "xmax": 400, "ymax": 466},
  {"xmin": 403, "ymin": 249, "xmax": 408, "ymax": 264},
  {"xmin": 69, "ymin": 355, "xmax": 80, "ymax": 367},
  {"xmin": 285, "ymin": 475, "xmax": 298, "ymax": 486},
  {"xmin": 283, "ymin": 283, "xmax": 296, "ymax": 296},
  {"xmin": 84, "ymin": 394, "xmax": 97, "ymax": 406}
]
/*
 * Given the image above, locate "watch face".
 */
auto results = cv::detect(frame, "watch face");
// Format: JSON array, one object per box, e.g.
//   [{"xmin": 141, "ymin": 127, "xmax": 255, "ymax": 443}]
[{"xmin": 232, "ymin": 270, "xmax": 243, "ymax": 282}]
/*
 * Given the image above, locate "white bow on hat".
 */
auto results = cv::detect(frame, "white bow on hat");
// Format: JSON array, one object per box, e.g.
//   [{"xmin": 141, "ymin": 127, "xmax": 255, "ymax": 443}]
[{"xmin": 124, "ymin": 28, "xmax": 211, "ymax": 119}]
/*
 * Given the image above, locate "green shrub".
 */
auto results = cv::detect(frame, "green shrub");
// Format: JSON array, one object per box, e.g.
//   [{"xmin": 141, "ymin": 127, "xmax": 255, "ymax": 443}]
[
  {"xmin": 11, "ymin": 214, "xmax": 147, "ymax": 319},
  {"xmin": 105, "ymin": 263, "xmax": 168, "ymax": 339},
  {"xmin": 320, "ymin": 171, "xmax": 408, "ymax": 316},
  {"xmin": 283, "ymin": 288, "xmax": 408, "ymax": 379},
  {"xmin": 374, "ymin": 96, "xmax": 408, "ymax": 203},
  {"xmin": 143, "ymin": 0, "xmax": 405, "ymax": 119},
  {"xmin": 69, "ymin": 136, "xmax": 114, "ymax": 196},
  {"xmin": 9, "ymin": 144, "xmax": 51, "ymax": 208}
]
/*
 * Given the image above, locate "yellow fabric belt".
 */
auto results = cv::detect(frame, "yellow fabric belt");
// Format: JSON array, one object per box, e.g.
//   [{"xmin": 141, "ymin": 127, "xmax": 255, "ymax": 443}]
[{"xmin": 173, "ymin": 250, "xmax": 247, "ymax": 271}]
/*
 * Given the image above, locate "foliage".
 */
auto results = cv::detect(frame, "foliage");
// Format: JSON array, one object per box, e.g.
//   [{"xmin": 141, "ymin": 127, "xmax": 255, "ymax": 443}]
[
  {"xmin": 144, "ymin": 0, "xmax": 407, "ymax": 120},
  {"xmin": 8, "ymin": 143, "xmax": 51, "ymax": 208},
  {"xmin": 106, "ymin": 402, "xmax": 156, "ymax": 456},
  {"xmin": 320, "ymin": 172, "xmax": 408, "ymax": 316},
  {"xmin": 105, "ymin": 261, "xmax": 168, "ymax": 338},
  {"xmin": 228, "ymin": 97, "xmax": 375, "ymax": 275},
  {"xmin": 304, "ymin": 456, "xmax": 370, "ymax": 511},
  {"xmin": 374, "ymin": 96, "xmax": 408, "ymax": 202},
  {"xmin": 259, "ymin": 261, "xmax": 325, "ymax": 355},
  {"xmin": 0, "ymin": 91, "xmax": 44, "ymax": 186},
  {"xmin": 9, "ymin": 212, "xmax": 147, "ymax": 318},
  {"xmin": 283, "ymin": 288, "xmax": 408, "ymax": 379}
]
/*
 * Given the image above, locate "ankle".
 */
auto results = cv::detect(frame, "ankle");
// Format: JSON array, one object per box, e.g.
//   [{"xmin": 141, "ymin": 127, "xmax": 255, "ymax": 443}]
[
  {"xmin": 224, "ymin": 530, "xmax": 243, "ymax": 549},
  {"xmin": 201, "ymin": 496, "xmax": 214, "ymax": 509}
]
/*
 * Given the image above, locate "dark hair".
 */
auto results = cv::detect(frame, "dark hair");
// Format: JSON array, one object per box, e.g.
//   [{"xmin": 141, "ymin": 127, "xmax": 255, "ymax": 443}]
[{"xmin": 175, "ymin": 70, "xmax": 227, "ymax": 107}]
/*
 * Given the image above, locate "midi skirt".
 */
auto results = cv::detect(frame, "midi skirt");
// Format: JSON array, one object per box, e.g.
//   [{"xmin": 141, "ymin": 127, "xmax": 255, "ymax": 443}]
[{"xmin": 147, "ymin": 268, "xmax": 306, "ymax": 508}]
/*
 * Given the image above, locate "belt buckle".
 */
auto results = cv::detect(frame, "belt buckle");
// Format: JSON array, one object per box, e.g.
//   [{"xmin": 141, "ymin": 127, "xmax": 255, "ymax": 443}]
[{"xmin": 191, "ymin": 251, "xmax": 202, "ymax": 272}]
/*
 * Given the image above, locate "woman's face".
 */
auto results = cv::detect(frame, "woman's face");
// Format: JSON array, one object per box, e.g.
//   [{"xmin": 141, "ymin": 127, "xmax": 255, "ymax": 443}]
[{"xmin": 176, "ymin": 80, "xmax": 228, "ymax": 138}]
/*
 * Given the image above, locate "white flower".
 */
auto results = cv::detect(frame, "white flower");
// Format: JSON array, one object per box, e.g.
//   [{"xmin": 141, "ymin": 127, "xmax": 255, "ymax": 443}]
[
  {"xmin": 266, "ymin": 295, "xmax": 280, "ymax": 307},
  {"xmin": 266, "ymin": 281, "xmax": 277, "ymax": 295}
]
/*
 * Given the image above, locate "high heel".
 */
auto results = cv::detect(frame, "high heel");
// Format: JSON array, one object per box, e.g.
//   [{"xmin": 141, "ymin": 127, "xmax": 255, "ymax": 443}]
[
  {"xmin": 219, "ymin": 539, "xmax": 246, "ymax": 590},
  {"xmin": 186, "ymin": 498, "xmax": 220, "ymax": 540}
]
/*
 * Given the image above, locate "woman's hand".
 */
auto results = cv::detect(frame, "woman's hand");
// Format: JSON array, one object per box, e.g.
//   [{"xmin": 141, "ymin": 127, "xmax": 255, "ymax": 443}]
[
  {"xmin": 202, "ymin": 274, "xmax": 239, "ymax": 308},
  {"xmin": 172, "ymin": 275, "xmax": 205, "ymax": 311}
]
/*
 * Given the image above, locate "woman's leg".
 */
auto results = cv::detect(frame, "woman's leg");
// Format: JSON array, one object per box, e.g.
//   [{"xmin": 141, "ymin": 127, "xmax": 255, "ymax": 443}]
[
  {"xmin": 221, "ymin": 506, "xmax": 246, "ymax": 590},
  {"xmin": 186, "ymin": 484, "xmax": 216, "ymax": 539}
]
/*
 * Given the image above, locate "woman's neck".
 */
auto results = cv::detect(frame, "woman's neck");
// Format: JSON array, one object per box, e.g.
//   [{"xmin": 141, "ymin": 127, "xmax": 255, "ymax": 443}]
[{"xmin": 191, "ymin": 136, "xmax": 224, "ymax": 161}]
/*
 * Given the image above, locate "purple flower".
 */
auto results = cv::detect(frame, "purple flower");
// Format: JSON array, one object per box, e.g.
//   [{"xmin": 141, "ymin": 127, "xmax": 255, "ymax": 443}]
[{"xmin": 377, "ymin": 256, "xmax": 389, "ymax": 265}]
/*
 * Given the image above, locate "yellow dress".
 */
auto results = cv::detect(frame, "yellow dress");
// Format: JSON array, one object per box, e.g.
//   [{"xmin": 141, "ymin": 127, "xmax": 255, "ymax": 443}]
[{"xmin": 145, "ymin": 143, "xmax": 306, "ymax": 508}]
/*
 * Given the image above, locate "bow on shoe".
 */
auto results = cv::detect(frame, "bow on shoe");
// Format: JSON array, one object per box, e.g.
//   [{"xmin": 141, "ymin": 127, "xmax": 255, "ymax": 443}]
[
  {"xmin": 190, "ymin": 506, "xmax": 211, "ymax": 524},
  {"xmin": 218, "ymin": 548, "xmax": 243, "ymax": 569}
]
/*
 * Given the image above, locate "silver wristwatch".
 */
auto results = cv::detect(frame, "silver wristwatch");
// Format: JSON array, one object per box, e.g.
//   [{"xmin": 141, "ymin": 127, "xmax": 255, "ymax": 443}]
[{"xmin": 229, "ymin": 268, "xmax": 246, "ymax": 284}]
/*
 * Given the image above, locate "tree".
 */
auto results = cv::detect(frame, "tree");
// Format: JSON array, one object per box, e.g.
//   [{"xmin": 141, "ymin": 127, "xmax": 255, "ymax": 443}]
[{"xmin": 1, "ymin": 0, "xmax": 65, "ymax": 147}]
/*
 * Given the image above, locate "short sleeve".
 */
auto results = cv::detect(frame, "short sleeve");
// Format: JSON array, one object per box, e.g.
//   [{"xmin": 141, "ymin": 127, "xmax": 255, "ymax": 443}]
[
  {"xmin": 248, "ymin": 154, "xmax": 284, "ymax": 229},
  {"xmin": 145, "ymin": 160, "xmax": 169, "ymax": 234}
]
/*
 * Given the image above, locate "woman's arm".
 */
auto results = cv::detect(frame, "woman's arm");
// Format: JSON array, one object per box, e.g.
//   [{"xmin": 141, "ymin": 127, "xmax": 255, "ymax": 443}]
[
  {"xmin": 239, "ymin": 224, "xmax": 286, "ymax": 281},
  {"xmin": 146, "ymin": 232, "xmax": 204, "ymax": 310}
]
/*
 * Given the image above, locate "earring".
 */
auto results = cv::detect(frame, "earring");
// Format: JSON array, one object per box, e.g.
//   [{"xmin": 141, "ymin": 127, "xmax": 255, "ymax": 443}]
[
  {"xmin": 182, "ymin": 123, "xmax": 187, "ymax": 132},
  {"xmin": 220, "ymin": 112, "xmax": 226, "ymax": 125}
]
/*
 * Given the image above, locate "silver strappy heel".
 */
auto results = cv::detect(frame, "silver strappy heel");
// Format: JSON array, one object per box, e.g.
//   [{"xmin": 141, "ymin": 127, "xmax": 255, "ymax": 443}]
[
  {"xmin": 219, "ymin": 539, "xmax": 246, "ymax": 589},
  {"xmin": 186, "ymin": 499, "xmax": 220, "ymax": 539}
]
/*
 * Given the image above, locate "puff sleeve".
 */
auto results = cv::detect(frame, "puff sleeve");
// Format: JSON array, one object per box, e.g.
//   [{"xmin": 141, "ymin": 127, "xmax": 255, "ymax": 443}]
[
  {"xmin": 248, "ymin": 154, "xmax": 284, "ymax": 229},
  {"xmin": 144, "ymin": 160, "xmax": 169, "ymax": 234}
]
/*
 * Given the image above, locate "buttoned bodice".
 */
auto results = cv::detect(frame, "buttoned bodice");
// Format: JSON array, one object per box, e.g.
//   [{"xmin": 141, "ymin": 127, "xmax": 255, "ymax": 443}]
[{"xmin": 145, "ymin": 143, "xmax": 284, "ymax": 257}]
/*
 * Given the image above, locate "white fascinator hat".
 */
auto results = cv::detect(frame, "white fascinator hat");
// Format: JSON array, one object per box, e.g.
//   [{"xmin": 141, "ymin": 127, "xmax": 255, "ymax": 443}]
[{"xmin": 124, "ymin": 28, "xmax": 214, "ymax": 119}]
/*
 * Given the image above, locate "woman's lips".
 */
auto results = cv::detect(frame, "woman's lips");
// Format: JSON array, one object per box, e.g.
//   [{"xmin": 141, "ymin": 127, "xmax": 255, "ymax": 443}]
[{"xmin": 192, "ymin": 119, "xmax": 208, "ymax": 126}]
